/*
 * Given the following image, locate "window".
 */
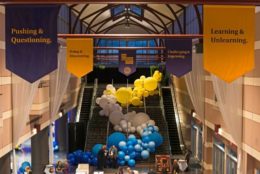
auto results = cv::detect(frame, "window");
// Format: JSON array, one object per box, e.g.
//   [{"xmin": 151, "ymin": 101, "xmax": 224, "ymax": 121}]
[
  {"xmin": 130, "ymin": 5, "xmax": 143, "ymax": 17},
  {"xmin": 226, "ymin": 148, "xmax": 237, "ymax": 174},
  {"xmin": 213, "ymin": 139, "xmax": 225, "ymax": 174},
  {"xmin": 111, "ymin": 5, "xmax": 125, "ymax": 16}
]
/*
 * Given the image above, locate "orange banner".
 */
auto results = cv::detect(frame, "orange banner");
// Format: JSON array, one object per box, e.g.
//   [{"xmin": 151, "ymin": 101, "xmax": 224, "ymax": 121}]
[
  {"xmin": 204, "ymin": 5, "xmax": 255, "ymax": 82},
  {"xmin": 66, "ymin": 38, "xmax": 93, "ymax": 78}
]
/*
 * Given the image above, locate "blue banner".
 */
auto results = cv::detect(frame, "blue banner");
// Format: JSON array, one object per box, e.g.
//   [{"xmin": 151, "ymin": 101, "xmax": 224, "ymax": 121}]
[
  {"xmin": 5, "ymin": 5, "xmax": 60, "ymax": 83},
  {"xmin": 165, "ymin": 39, "xmax": 192, "ymax": 77},
  {"xmin": 118, "ymin": 50, "xmax": 136, "ymax": 76}
]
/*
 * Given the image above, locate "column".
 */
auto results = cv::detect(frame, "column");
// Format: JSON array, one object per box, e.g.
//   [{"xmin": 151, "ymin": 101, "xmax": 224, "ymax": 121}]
[
  {"xmin": 31, "ymin": 127, "xmax": 49, "ymax": 173},
  {"xmin": 0, "ymin": 152, "xmax": 11, "ymax": 174},
  {"xmin": 203, "ymin": 127, "xmax": 213, "ymax": 174}
]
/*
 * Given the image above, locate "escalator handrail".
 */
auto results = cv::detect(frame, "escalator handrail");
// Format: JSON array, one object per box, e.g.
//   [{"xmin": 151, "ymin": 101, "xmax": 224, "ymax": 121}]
[
  {"xmin": 85, "ymin": 78, "xmax": 98, "ymax": 150},
  {"xmin": 169, "ymin": 82, "xmax": 185, "ymax": 151},
  {"xmin": 75, "ymin": 82, "xmax": 86, "ymax": 122}
]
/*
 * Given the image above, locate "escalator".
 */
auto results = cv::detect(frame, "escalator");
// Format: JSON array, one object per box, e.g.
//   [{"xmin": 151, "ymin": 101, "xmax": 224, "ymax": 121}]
[
  {"xmin": 79, "ymin": 87, "xmax": 94, "ymax": 124},
  {"xmin": 161, "ymin": 87, "xmax": 183, "ymax": 155}
]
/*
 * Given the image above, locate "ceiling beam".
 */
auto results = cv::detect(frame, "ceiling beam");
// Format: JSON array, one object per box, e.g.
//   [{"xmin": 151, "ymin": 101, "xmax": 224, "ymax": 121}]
[
  {"xmin": 72, "ymin": 4, "xmax": 89, "ymax": 33},
  {"xmin": 2, "ymin": 0, "xmax": 260, "ymax": 5},
  {"xmin": 166, "ymin": 4, "xmax": 183, "ymax": 33}
]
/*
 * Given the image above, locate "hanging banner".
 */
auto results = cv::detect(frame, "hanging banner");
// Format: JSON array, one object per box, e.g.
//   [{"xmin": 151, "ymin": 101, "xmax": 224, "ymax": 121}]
[
  {"xmin": 204, "ymin": 5, "xmax": 255, "ymax": 82},
  {"xmin": 5, "ymin": 5, "xmax": 60, "ymax": 83},
  {"xmin": 66, "ymin": 38, "xmax": 93, "ymax": 78},
  {"xmin": 165, "ymin": 39, "xmax": 192, "ymax": 77},
  {"xmin": 118, "ymin": 50, "xmax": 136, "ymax": 76}
]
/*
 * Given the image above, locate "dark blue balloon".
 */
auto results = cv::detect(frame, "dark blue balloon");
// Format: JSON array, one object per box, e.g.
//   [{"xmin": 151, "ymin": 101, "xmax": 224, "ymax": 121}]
[
  {"xmin": 148, "ymin": 132, "xmax": 163, "ymax": 147},
  {"xmin": 92, "ymin": 144, "xmax": 103, "ymax": 157},
  {"xmin": 129, "ymin": 151, "xmax": 136, "ymax": 159},
  {"xmin": 135, "ymin": 152, "xmax": 141, "ymax": 160},
  {"xmin": 107, "ymin": 132, "xmax": 127, "ymax": 148},
  {"xmin": 127, "ymin": 145, "xmax": 134, "ymax": 153},
  {"xmin": 119, "ymin": 160, "xmax": 125, "ymax": 166},
  {"xmin": 121, "ymin": 145, "xmax": 128, "ymax": 152},
  {"xmin": 143, "ymin": 136, "xmax": 150, "ymax": 143}
]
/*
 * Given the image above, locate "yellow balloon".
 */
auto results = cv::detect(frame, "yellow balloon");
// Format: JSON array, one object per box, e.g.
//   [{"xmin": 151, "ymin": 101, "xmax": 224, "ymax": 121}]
[
  {"xmin": 116, "ymin": 87, "xmax": 132, "ymax": 105},
  {"xmin": 143, "ymin": 90, "xmax": 149, "ymax": 97},
  {"xmin": 131, "ymin": 97, "xmax": 141, "ymax": 106},
  {"xmin": 140, "ymin": 75, "xmax": 146, "ymax": 80},
  {"xmin": 103, "ymin": 89, "xmax": 112, "ymax": 95},
  {"xmin": 144, "ymin": 77, "xmax": 158, "ymax": 91},
  {"xmin": 134, "ymin": 79, "xmax": 143, "ymax": 88},
  {"xmin": 149, "ymin": 90, "xmax": 155, "ymax": 96}
]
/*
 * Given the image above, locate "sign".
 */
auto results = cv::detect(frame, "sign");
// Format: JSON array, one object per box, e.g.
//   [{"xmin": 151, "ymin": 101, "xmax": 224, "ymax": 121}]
[
  {"xmin": 118, "ymin": 50, "xmax": 136, "ymax": 76},
  {"xmin": 5, "ymin": 5, "xmax": 60, "ymax": 83},
  {"xmin": 165, "ymin": 39, "xmax": 192, "ymax": 77},
  {"xmin": 66, "ymin": 38, "xmax": 93, "ymax": 78},
  {"xmin": 155, "ymin": 155, "xmax": 171, "ymax": 174},
  {"xmin": 204, "ymin": 5, "xmax": 255, "ymax": 82}
]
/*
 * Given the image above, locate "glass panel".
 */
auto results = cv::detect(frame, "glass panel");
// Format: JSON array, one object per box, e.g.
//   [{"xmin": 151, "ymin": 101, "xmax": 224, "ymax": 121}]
[
  {"xmin": 111, "ymin": 5, "xmax": 125, "ymax": 16},
  {"xmin": 198, "ymin": 131, "xmax": 203, "ymax": 161},
  {"xmin": 191, "ymin": 126, "xmax": 197, "ymax": 157},
  {"xmin": 213, "ymin": 141, "xmax": 225, "ymax": 174},
  {"xmin": 130, "ymin": 5, "xmax": 142, "ymax": 16}
]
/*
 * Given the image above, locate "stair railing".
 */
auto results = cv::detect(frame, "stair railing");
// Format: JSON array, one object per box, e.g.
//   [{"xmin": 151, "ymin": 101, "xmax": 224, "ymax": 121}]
[
  {"xmin": 84, "ymin": 78, "xmax": 98, "ymax": 150},
  {"xmin": 158, "ymin": 83, "xmax": 172, "ymax": 155},
  {"xmin": 75, "ymin": 82, "xmax": 86, "ymax": 122},
  {"xmin": 169, "ymin": 82, "xmax": 185, "ymax": 151}
]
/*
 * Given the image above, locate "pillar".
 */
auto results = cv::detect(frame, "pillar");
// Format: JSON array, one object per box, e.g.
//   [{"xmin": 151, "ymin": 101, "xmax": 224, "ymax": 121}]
[
  {"xmin": 0, "ymin": 152, "xmax": 11, "ymax": 174},
  {"xmin": 31, "ymin": 127, "xmax": 49, "ymax": 173},
  {"xmin": 55, "ymin": 114, "xmax": 68, "ymax": 152},
  {"xmin": 203, "ymin": 127, "xmax": 213, "ymax": 174}
]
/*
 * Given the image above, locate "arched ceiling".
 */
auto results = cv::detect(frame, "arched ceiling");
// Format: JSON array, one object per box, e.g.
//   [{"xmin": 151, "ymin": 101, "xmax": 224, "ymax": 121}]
[{"xmin": 70, "ymin": 4, "xmax": 186, "ymax": 34}]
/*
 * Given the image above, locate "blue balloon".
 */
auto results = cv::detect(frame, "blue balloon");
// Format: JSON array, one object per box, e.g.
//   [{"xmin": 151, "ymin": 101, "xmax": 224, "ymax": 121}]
[
  {"xmin": 124, "ymin": 155, "xmax": 130, "ymax": 161},
  {"xmin": 127, "ymin": 145, "xmax": 134, "ymax": 153},
  {"xmin": 128, "ymin": 159, "xmax": 136, "ymax": 167},
  {"xmin": 134, "ymin": 144, "xmax": 141, "ymax": 151},
  {"xmin": 135, "ymin": 152, "xmax": 141, "ymax": 159},
  {"xmin": 148, "ymin": 126, "xmax": 154, "ymax": 131},
  {"xmin": 137, "ymin": 139, "xmax": 142, "ymax": 144},
  {"xmin": 119, "ymin": 141, "xmax": 127, "ymax": 149},
  {"xmin": 21, "ymin": 161, "xmax": 31, "ymax": 170},
  {"xmin": 92, "ymin": 157, "xmax": 98, "ymax": 166},
  {"xmin": 141, "ymin": 150, "xmax": 150, "ymax": 159},
  {"xmin": 82, "ymin": 154, "xmax": 89, "ymax": 163},
  {"xmin": 119, "ymin": 160, "xmax": 125, "ymax": 166},
  {"xmin": 143, "ymin": 136, "xmax": 150, "ymax": 143},
  {"xmin": 118, "ymin": 151, "xmax": 125, "ymax": 159},
  {"xmin": 148, "ymin": 132, "xmax": 163, "ymax": 147},
  {"xmin": 92, "ymin": 144, "xmax": 103, "ymax": 157},
  {"xmin": 121, "ymin": 145, "xmax": 128, "ymax": 152},
  {"xmin": 149, "ymin": 147, "xmax": 156, "ymax": 153},
  {"xmin": 129, "ymin": 151, "xmax": 136, "ymax": 159},
  {"xmin": 107, "ymin": 132, "xmax": 127, "ymax": 148},
  {"xmin": 148, "ymin": 141, "xmax": 155, "ymax": 148},
  {"xmin": 86, "ymin": 151, "xmax": 91, "ymax": 157},
  {"xmin": 127, "ymin": 140, "xmax": 133, "ymax": 146},
  {"xmin": 142, "ymin": 131, "xmax": 149, "ymax": 137},
  {"xmin": 128, "ymin": 134, "xmax": 136, "ymax": 140},
  {"xmin": 143, "ymin": 143, "xmax": 148, "ymax": 148}
]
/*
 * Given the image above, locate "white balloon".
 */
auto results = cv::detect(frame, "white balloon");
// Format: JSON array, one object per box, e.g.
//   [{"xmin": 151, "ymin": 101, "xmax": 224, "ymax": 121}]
[
  {"xmin": 109, "ymin": 110, "xmax": 123, "ymax": 125},
  {"xmin": 130, "ymin": 127, "xmax": 136, "ymax": 133},
  {"xmin": 141, "ymin": 123, "xmax": 147, "ymax": 129},
  {"xmin": 96, "ymin": 97, "xmax": 101, "ymax": 104},
  {"xmin": 131, "ymin": 112, "xmax": 150, "ymax": 127},
  {"xmin": 99, "ymin": 110, "xmax": 105, "ymax": 116},
  {"xmin": 121, "ymin": 123, "xmax": 128, "ymax": 130},
  {"xmin": 99, "ymin": 97, "xmax": 109, "ymax": 108},
  {"xmin": 118, "ymin": 127, "xmax": 123, "ymax": 132},
  {"xmin": 106, "ymin": 84, "xmax": 114, "ymax": 90},
  {"xmin": 136, "ymin": 126, "xmax": 142, "ymax": 132},
  {"xmin": 114, "ymin": 125, "xmax": 121, "ymax": 131},
  {"xmin": 120, "ymin": 119, "xmax": 127, "ymax": 126},
  {"xmin": 127, "ymin": 122, "xmax": 132, "ymax": 127},
  {"xmin": 148, "ymin": 120, "xmax": 155, "ymax": 126},
  {"xmin": 154, "ymin": 126, "xmax": 159, "ymax": 131}
]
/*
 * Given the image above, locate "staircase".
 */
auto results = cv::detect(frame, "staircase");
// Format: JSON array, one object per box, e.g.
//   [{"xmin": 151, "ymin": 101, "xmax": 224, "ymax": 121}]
[
  {"xmin": 85, "ymin": 85, "xmax": 109, "ymax": 151},
  {"xmin": 161, "ymin": 87, "xmax": 182, "ymax": 155},
  {"xmin": 79, "ymin": 87, "xmax": 94, "ymax": 124}
]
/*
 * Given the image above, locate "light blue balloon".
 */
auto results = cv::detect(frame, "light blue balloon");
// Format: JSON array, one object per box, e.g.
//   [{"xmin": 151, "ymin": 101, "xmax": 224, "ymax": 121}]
[
  {"xmin": 142, "ymin": 131, "xmax": 149, "ymax": 137},
  {"xmin": 143, "ymin": 143, "xmax": 148, "ymax": 148},
  {"xmin": 134, "ymin": 144, "xmax": 141, "ymax": 151},
  {"xmin": 118, "ymin": 151, "xmax": 125, "ymax": 160},
  {"xmin": 119, "ymin": 141, "xmax": 127, "ymax": 149},
  {"xmin": 141, "ymin": 150, "xmax": 150, "ymax": 159},
  {"xmin": 128, "ymin": 159, "xmax": 136, "ymax": 167},
  {"xmin": 154, "ymin": 126, "xmax": 159, "ymax": 132},
  {"xmin": 148, "ymin": 141, "xmax": 155, "ymax": 148},
  {"xmin": 128, "ymin": 134, "xmax": 136, "ymax": 141},
  {"xmin": 124, "ymin": 155, "xmax": 130, "ymax": 161},
  {"xmin": 137, "ymin": 139, "xmax": 142, "ymax": 144},
  {"xmin": 148, "ymin": 126, "xmax": 154, "ymax": 131}
]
